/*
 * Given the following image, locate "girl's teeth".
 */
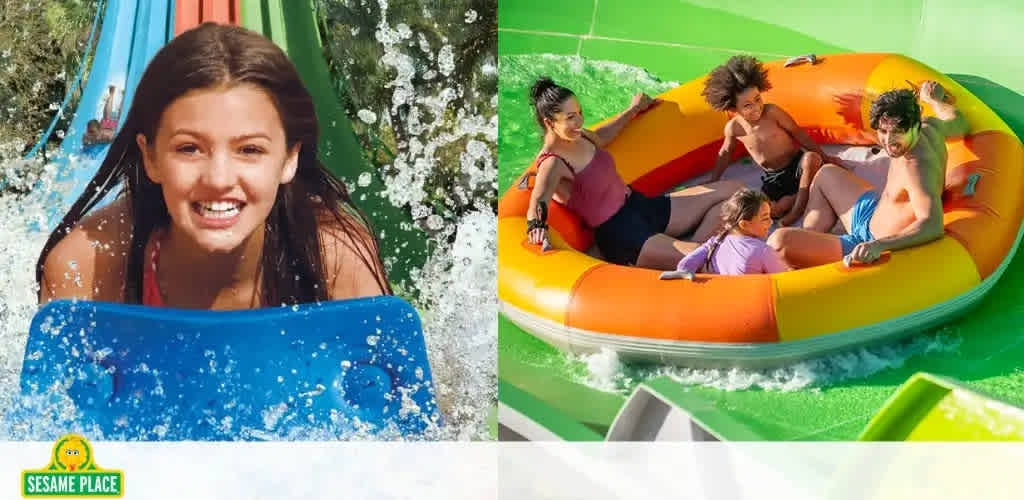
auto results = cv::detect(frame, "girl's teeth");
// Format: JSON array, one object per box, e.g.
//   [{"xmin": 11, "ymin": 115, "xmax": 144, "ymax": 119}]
[
  {"xmin": 203, "ymin": 201, "xmax": 238, "ymax": 211},
  {"xmin": 200, "ymin": 206, "xmax": 239, "ymax": 218},
  {"xmin": 197, "ymin": 201, "xmax": 241, "ymax": 218}
]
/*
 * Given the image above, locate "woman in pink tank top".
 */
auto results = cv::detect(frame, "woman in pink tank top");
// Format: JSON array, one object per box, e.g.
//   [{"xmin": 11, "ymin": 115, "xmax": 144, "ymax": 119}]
[
  {"xmin": 37, "ymin": 24, "xmax": 389, "ymax": 310},
  {"xmin": 524, "ymin": 78, "xmax": 743, "ymax": 269}
]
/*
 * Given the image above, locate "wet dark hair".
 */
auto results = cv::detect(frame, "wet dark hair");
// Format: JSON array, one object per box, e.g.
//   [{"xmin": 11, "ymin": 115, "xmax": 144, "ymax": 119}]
[
  {"xmin": 530, "ymin": 77, "xmax": 576, "ymax": 131},
  {"xmin": 37, "ymin": 23, "xmax": 391, "ymax": 305},
  {"xmin": 701, "ymin": 55, "xmax": 771, "ymax": 111},
  {"xmin": 869, "ymin": 88, "xmax": 921, "ymax": 132},
  {"xmin": 86, "ymin": 119, "xmax": 100, "ymax": 130},
  {"xmin": 703, "ymin": 188, "xmax": 770, "ymax": 272}
]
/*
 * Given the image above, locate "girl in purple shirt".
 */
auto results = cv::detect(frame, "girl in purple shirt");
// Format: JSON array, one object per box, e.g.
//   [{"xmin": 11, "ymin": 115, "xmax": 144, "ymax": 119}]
[{"xmin": 674, "ymin": 188, "xmax": 790, "ymax": 275}]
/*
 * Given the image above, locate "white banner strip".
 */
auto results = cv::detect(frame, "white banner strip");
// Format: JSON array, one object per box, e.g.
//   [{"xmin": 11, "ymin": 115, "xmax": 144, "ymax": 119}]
[
  {"xmin": 497, "ymin": 442, "xmax": 1024, "ymax": 500},
  {"xmin": 5, "ymin": 442, "xmax": 1024, "ymax": 499},
  {"xmin": 2, "ymin": 442, "xmax": 497, "ymax": 500}
]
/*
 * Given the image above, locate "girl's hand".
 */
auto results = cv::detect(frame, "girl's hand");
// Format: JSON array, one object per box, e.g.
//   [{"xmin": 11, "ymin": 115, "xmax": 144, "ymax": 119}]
[{"xmin": 528, "ymin": 227, "xmax": 548, "ymax": 245}]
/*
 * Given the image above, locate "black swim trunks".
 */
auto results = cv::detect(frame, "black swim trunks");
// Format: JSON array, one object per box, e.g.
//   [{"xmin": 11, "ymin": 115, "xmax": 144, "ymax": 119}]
[
  {"xmin": 594, "ymin": 190, "xmax": 671, "ymax": 266},
  {"xmin": 760, "ymin": 150, "xmax": 805, "ymax": 201}
]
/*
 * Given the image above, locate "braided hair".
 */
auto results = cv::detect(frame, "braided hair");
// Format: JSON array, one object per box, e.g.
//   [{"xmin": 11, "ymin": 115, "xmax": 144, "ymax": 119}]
[{"xmin": 702, "ymin": 188, "xmax": 770, "ymax": 273}]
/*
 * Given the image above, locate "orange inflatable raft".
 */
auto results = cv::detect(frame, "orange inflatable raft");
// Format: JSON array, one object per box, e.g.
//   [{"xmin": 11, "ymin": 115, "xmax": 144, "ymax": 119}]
[{"xmin": 497, "ymin": 53, "xmax": 1024, "ymax": 367}]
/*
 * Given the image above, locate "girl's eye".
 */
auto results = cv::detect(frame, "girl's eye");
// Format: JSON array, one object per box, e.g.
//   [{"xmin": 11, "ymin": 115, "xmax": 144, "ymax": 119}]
[
  {"xmin": 240, "ymin": 145, "xmax": 266, "ymax": 155},
  {"xmin": 176, "ymin": 144, "xmax": 199, "ymax": 154}
]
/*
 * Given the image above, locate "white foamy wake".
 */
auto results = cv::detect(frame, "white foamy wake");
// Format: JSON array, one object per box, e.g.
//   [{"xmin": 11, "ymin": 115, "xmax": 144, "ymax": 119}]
[{"xmin": 576, "ymin": 328, "xmax": 962, "ymax": 395}]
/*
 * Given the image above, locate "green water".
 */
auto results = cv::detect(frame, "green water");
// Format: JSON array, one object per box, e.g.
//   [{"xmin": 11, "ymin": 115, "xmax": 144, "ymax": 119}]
[
  {"xmin": 498, "ymin": 52, "xmax": 1024, "ymax": 440},
  {"xmin": 498, "ymin": 55, "xmax": 678, "ymax": 192}
]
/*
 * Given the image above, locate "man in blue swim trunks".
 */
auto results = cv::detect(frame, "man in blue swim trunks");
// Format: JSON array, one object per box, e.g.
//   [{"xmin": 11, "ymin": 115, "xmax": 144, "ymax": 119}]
[{"xmin": 766, "ymin": 80, "xmax": 968, "ymax": 268}]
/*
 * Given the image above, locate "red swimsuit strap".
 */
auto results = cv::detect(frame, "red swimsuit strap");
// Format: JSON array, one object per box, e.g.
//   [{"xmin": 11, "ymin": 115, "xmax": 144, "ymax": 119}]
[
  {"xmin": 536, "ymin": 152, "xmax": 575, "ymax": 176},
  {"xmin": 142, "ymin": 230, "xmax": 165, "ymax": 307}
]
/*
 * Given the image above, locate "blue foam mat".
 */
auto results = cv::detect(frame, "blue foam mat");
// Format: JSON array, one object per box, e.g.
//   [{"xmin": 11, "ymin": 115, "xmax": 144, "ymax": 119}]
[{"xmin": 19, "ymin": 296, "xmax": 440, "ymax": 440}]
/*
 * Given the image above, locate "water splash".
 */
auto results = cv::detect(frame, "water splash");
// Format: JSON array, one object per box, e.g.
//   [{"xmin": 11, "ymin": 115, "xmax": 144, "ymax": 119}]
[
  {"xmin": 572, "ymin": 329, "xmax": 963, "ymax": 395},
  {"xmin": 0, "ymin": 154, "xmax": 78, "ymax": 434},
  {"xmin": 357, "ymin": 0, "xmax": 497, "ymax": 240},
  {"xmin": 329, "ymin": 0, "xmax": 497, "ymax": 439},
  {"xmin": 413, "ymin": 210, "xmax": 496, "ymax": 440}
]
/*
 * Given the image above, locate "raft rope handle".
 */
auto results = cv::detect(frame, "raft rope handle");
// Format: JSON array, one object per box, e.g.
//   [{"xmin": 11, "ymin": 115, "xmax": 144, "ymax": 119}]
[
  {"xmin": 784, "ymin": 54, "xmax": 817, "ymax": 67},
  {"xmin": 517, "ymin": 172, "xmax": 535, "ymax": 190},
  {"xmin": 963, "ymin": 173, "xmax": 981, "ymax": 197}
]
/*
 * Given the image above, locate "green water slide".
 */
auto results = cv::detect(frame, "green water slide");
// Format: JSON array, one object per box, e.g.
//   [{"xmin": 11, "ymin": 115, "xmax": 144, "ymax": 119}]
[
  {"xmin": 498, "ymin": 0, "xmax": 1024, "ymax": 440},
  {"xmin": 859, "ymin": 372, "xmax": 1024, "ymax": 441},
  {"xmin": 240, "ymin": 0, "xmax": 427, "ymax": 287}
]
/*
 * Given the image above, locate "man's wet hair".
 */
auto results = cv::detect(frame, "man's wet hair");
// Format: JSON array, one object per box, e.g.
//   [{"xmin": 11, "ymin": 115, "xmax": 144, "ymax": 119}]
[
  {"xmin": 869, "ymin": 89, "xmax": 921, "ymax": 131},
  {"xmin": 702, "ymin": 55, "xmax": 772, "ymax": 111}
]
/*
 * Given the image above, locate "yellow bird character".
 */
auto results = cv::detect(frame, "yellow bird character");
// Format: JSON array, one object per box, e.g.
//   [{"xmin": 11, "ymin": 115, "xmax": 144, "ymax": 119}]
[{"xmin": 54, "ymin": 436, "xmax": 89, "ymax": 472}]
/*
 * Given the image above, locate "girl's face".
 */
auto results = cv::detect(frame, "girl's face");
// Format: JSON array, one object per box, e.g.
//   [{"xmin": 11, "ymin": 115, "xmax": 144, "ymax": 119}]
[
  {"xmin": 734, "ymin": 87, "xmax": 764, "ymax": 123},
  {"xmin": 138, "ymin": 84, "xmax": 299, "ymax": 254},
  {"xmin": 738, "ymin": 201, "xmax": 773, "ymax": 238},
  {"xmin": 545, "ymin": 96, "xmax": 585, "ymax": 141}
]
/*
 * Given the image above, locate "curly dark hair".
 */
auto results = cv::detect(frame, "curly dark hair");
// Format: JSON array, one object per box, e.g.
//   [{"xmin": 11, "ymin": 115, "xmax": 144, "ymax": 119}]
[
  {"xmin": 869, "ymin": 89, "xmax": 921, "ymax": 131},
  {"xmin": 701, "ymin": 55, "xmax": 772, "ymax": 111}
]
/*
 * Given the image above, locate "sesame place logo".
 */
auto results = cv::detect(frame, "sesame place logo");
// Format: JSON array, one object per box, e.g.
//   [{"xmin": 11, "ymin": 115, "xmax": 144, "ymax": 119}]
[{"xmin": 21, "ymin": 434, "xmax": 124, "ymax": 497}]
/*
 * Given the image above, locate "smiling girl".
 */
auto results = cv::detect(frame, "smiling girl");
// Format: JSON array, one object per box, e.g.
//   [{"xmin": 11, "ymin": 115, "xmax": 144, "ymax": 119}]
[
  {"xmin": 673, "ymin": 188, "xmax": 790, "ymax": 275},
  {"xmin": 36, "ymin": 23, "xmax": 390, "ymax": 309}
]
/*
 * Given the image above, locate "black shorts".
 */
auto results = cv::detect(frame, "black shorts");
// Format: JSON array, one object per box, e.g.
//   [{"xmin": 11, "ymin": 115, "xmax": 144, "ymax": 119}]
[
  {"xmin": 760, "ymin": 150, "xmax": 805, "ymax": 201},
  {"xmin": 594, "ymin": 191, "xmax": 671, "ymax": 266}
]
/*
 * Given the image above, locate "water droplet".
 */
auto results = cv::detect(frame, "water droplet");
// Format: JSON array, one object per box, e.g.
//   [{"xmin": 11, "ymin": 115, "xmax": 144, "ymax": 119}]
[{"xmin": 357, "ymin": 109, "xmax": 377, "ymax": 125}]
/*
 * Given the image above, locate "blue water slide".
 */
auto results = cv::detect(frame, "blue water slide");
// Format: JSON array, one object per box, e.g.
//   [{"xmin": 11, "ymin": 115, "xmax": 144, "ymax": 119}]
[{"xmin": 46, "ymin": 0, "xmax": 175, "ymax": 229}]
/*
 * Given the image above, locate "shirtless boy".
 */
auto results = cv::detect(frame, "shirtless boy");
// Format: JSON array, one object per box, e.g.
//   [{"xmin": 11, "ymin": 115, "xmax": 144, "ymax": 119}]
[{"xmin": 703, "ymin": 55, "xmax": 842, "ymax": 226}]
